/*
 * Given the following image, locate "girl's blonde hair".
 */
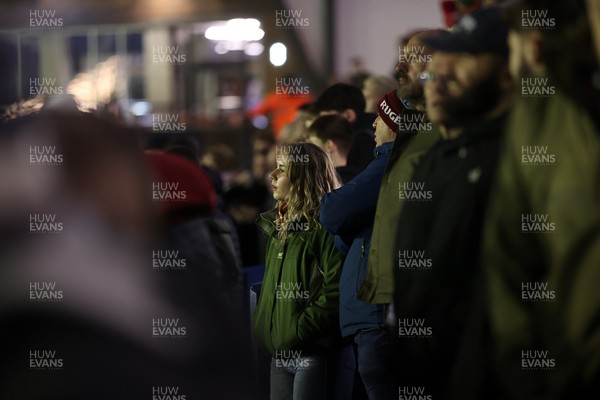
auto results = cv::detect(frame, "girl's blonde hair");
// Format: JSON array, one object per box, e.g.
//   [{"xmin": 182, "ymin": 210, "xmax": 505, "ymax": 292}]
[{"xmin": 276, "ymin": 142, "xmax": 341, "ymax": 243}]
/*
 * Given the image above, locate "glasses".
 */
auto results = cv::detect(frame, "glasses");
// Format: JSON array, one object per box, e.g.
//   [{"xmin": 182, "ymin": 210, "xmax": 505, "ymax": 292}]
[{"xmin": 419, "ymin": 71, "xmax": 456, "ymax": 84}]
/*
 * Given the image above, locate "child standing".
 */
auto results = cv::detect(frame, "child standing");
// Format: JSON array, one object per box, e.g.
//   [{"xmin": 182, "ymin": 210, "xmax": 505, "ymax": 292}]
[{"xmin": 253, "ymin": 142, "xmax": 344, "ymax": 400}]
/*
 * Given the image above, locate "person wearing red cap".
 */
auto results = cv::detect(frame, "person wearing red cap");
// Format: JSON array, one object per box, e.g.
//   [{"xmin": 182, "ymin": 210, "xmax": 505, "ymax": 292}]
[
  {"xmin": 374, "ymin": 91, "xmax": 402, "ymax": 145},
  {"xmin": 319, "ymin": 90, "xmax": 407, "ymax": 400}
]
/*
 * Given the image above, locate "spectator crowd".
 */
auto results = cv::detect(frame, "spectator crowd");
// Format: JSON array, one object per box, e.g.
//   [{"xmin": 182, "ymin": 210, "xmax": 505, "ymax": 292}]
[{"xmin": 1, "ymin": 0, "xmax": 599, "ymax": 399}]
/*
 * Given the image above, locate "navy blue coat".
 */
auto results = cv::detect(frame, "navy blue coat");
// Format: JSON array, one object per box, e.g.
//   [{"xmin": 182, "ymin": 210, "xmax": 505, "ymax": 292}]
[{"xmin": 320, "ymin": 141, "xmax": 392, "ymax": 337}]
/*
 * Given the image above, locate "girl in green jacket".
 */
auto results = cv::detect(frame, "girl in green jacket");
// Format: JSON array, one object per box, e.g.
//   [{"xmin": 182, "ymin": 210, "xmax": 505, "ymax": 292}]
[{"xmin": 253, "ymin": 142, "xmax": 345, "ymax": 400}]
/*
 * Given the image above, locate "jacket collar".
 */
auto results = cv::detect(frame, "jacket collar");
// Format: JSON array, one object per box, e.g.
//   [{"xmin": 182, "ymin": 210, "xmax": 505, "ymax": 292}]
[
  {"xmin": 373, "ymin": 141, "xmax": 393, "ymax": 158},
  {"xmin": 433, "ymin": 112, "xmax": 508, "ymax": 156},
  {"xmin": 257, "ymin": 209, "xmax": 278, "ymax": 237}
]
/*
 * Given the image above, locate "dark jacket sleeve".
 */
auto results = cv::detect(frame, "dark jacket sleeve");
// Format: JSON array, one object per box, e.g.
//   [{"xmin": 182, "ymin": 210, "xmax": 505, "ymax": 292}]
[{"xmin": 320, "ymin": 154, "xmax": 388, "ymax": 238}]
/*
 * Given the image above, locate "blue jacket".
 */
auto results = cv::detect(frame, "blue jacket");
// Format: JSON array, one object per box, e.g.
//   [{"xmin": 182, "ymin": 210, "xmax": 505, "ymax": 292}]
[{"xmin": 320, "ymin": 141, "xmax": 392, "ymax": 337}]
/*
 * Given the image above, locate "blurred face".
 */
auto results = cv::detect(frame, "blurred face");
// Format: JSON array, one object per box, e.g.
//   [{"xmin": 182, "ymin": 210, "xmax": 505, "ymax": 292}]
[
  {"xmin": 372, "ymin": 115, "xmax": 396, "ymax": 147},
  {"xmin": 269, "ymin": 158, "xmax": 291, "ymax": 201},
  {"xmin": 442, "ymin": 52, "xmax": 508, "ymax": 122},
  {"xmin": 362, "ymin": 79, "xmax": 377, "ymax": 104},
  {"xmin": 252, "ymin": 139, "xmax": 273, "ymax": 180},
  {"xmin": 397, "ymin": 37, "xmax": 429, "ymax": 100},
  {"xmin": 453, "ymin": 53, "xmax": 495, "ymax": 89},
  {"xmin": 423, "ymin": 52, "xmax": 460, "ymax": 124}
]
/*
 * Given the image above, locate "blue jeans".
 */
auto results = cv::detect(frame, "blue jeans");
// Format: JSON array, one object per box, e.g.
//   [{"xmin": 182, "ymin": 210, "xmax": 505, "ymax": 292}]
[
  {"xmin": 354, "ymin": 328, "xmax": 395, "ymax": 400},
  {"xmin": 270, "ymin": 355, "xmax": 327, "ymax": 400}
]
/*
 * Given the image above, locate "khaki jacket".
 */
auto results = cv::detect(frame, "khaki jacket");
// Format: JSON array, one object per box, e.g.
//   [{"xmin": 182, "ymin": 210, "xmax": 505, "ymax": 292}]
[
  {"xmin": 359, "ymin": 124, "xmax": 440, "ymax": 304},
  {"xmin": 483, "ymin": 91, "xmax": 600, "ymax": 399}
]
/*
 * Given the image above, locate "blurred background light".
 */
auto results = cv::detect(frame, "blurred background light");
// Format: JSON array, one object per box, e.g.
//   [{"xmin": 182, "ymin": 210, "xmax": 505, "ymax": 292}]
[
  {"xmin": 269, "ymin": 43, "xmax": 286, "ymax": 67},
  {"xmin": 244, "ymin": 42, "xmax": 264, "ymax": 56},
  {"xmin": 205, "ymin": 18, "xmax": 264, "ymax": 42},
  {"xmin": 251, "ymin": 115, "xmax": 269, "ymax": 129},
  {"xmin": 130, "ymin": 101, "xmax": 152, "ymax": 116},
  {"xmin": 218, "ymin": 95, "xmax": 242, "ymax": 110}
]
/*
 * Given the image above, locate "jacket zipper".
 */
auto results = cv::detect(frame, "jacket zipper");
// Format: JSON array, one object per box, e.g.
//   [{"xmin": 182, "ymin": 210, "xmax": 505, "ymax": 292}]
[{"xmin": 356, "ymin": 240, "xmax": 365, "ymax": 293}]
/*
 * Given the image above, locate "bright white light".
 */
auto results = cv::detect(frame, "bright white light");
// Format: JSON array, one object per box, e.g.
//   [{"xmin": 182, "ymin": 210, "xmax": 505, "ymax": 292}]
[
  {"xmin": 245, "ymin": 42, "xmax": 264, "ymax": 56},
  {"xmin": 214, "ymin": 41, "xmax": 250, "ymax": 55},
  {"xmin": 131, "ymin": 101, "xmax": 152, "ymax": 116},
  {"xmin": 228, "ymin": 18, "xmax": 260, "ymax": 30},
  {"xmin": 205, "ymin": 18, "xmax": 264, "ymax": 42},
  {"xmin": 227, "ymin": 41, "xmax": 246, "ymax": 51},
  {"xmin": 269, "ymin": 43, "xmax": 287, "ymax": 67}
]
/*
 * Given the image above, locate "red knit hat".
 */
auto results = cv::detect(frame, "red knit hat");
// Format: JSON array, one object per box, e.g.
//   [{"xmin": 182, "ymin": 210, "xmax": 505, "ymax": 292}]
[
  {"xmin": 145, "ymin": 152, "xmax": 217, "ymax": 217},
  {"xmin": 377, "ymin": 90, "xmax": 405, "ymax": 133}
]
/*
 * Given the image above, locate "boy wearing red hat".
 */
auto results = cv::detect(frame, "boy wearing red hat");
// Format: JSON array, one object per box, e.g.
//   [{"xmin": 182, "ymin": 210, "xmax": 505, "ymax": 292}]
[{"xmin": 319, "ymin": 89, "xmax": 408, "ymax": 400}]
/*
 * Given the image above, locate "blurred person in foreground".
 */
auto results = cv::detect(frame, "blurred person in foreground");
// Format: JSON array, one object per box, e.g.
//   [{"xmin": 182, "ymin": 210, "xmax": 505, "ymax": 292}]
[
  {"xmin": 145, "ymin": 151, "xmax": 243, "ymax": 312},
  {"xmin": 163, "ymin": 135, "xmax": 245, "ymax": 274},
  {"xmin": 482, "ymin": 1, "xmax": 600, "ymax": 398},
  {"xmin": 0, "ymin": 111, "xmax": 256, "ymax": 399},
  {"xmin": 252, "ymin": 143, "xmax": 344, "ymax": 400},
  {"xmin": 319, "ymin": 90, "xmax": 406, "ymax": 400},
  {"xmin": 393, "ymin": 7, "xmax": 513, "ymax": 399}
]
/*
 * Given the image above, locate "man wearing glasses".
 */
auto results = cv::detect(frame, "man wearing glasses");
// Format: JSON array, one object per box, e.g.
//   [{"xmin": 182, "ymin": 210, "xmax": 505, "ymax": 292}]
[
  {"xmin": 393, "ymin": 6, "xmax": 513, "ymax": 399},
  {"xmin": 359, "ymin": 29, "xmax": 442, "ymax": 319}
]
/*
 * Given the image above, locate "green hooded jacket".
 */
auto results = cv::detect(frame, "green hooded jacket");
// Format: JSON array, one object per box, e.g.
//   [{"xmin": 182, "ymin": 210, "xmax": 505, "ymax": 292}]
[{"xmin": 252, "ymin": 210, "xmax": 344, "ymax": 356}]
